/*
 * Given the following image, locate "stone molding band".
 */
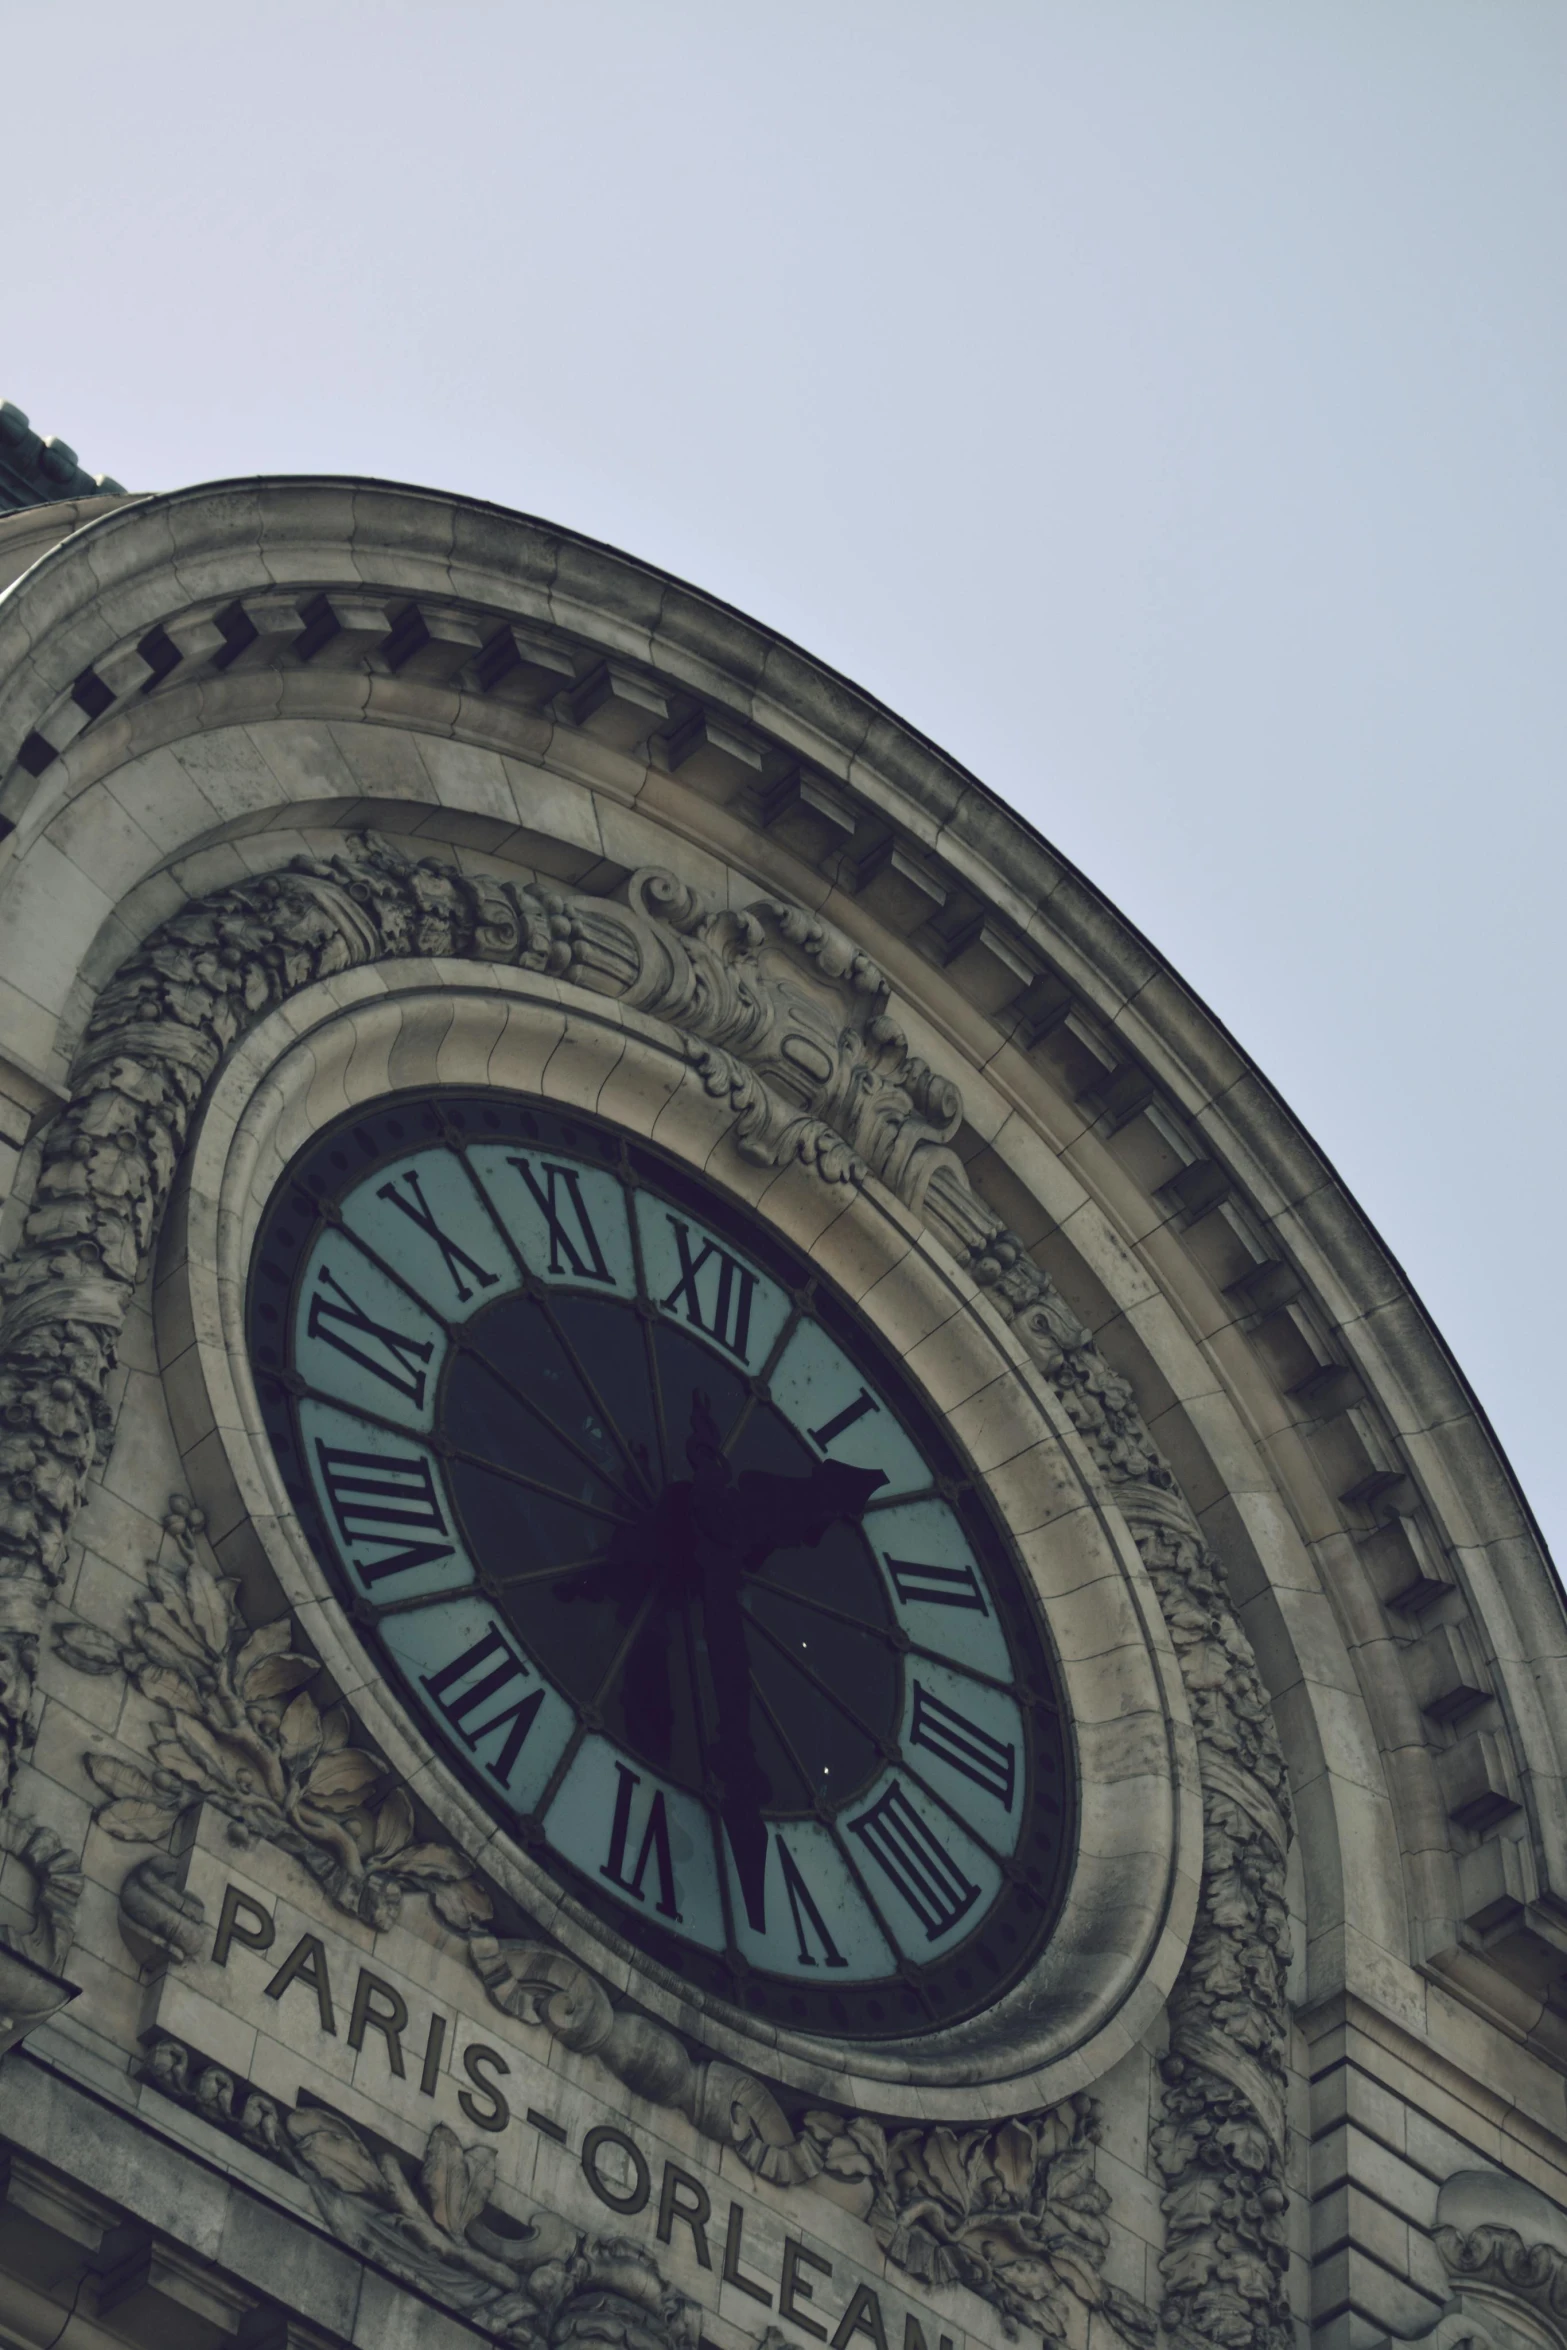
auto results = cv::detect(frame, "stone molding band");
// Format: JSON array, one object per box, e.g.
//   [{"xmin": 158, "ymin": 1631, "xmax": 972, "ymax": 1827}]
[{"xmin": 0, "ymin": 833, "xmax": 1292, "ymax": 2350}]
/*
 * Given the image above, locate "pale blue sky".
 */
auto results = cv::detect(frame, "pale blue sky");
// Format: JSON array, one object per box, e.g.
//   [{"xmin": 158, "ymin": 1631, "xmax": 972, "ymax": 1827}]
[{"xmin": 6, "ymin": 1, "xmax": 1564, "ymax": 1557}]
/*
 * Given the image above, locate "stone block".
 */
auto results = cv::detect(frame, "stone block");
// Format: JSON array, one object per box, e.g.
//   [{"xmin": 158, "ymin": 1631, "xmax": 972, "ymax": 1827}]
[
  {"xmin": 848, "ymin": 835, "xmax": 947, "ymax": 930},
  {"xmin": 566, "ymin": 659, "xmax": 668, "ymax": 748},
  {"xmin": 1440, "ymin": 1728, "xmax": 1522, "ymax": 1831},
  {"xmin": 659, "ymin": 708, "xmax": 765, "ymax": 802},
  {"xmin": 291, "ymin": 594, "xmax": 393, "ymax": 671},
  {"xmin": 473, "ymin": 620, "xmax": 577, "ymax": 703},
  {"xmin": 748, "ymin": 766, "xmax": 858, "ymax": 860}
]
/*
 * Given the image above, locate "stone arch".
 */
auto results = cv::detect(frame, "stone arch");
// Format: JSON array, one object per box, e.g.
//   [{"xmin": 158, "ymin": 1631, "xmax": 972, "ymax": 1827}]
[
  {"xmin": 1, "ymin": 476, "xmax": 1561, "ymax": 2345},
  {"xmin": 0, "ymin": 480, "xmax": 1551, "ymax": 2009}
]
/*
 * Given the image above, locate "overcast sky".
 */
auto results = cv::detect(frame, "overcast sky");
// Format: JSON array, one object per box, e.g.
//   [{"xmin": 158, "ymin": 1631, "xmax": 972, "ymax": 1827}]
[{"xmin": 6, "ymin": 2, "xmax": 1564, "ymax": 1561}]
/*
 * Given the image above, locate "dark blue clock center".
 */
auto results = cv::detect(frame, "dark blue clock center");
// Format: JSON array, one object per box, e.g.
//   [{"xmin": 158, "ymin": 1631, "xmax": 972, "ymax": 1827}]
[{"xmin": 441, "ymin": 1285, "xmax": 900, "ymax": 1816}]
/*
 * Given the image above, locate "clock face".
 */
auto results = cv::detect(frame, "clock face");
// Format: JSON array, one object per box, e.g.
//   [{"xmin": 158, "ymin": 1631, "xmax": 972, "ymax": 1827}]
[{"xmin": 247, "ymin": 1090, "xmax": 1073, "ymax": 2039}]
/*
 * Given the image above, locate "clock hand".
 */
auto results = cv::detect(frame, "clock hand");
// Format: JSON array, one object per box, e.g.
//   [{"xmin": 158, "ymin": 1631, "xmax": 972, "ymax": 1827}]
[
  {"xmin": 682, "ymin": 1393, "xmax": 889, "ymax": 1937},
  {"xmin": 700, "ymin": 1538, "xmax": 772, "ymax": 1933},
  {"xmin": 731, "ymin": 1457, "xmax": 888, "ymax": 1561},
  {"xmin": 678, "ymin": 1394, "xmax": 769, "ymax": 1926}
]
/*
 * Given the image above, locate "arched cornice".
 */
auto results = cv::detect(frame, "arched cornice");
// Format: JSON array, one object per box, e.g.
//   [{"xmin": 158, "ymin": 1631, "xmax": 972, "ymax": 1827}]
[{"xmin": 0, "ymin": 478, "xmax": 1560, "ymax": 2337}]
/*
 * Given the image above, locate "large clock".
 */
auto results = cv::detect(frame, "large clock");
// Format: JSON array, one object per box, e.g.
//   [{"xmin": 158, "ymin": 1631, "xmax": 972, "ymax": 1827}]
[{"xmin": 247, "ymin": 1089, "xmax": 1073, "ymax": 2039}]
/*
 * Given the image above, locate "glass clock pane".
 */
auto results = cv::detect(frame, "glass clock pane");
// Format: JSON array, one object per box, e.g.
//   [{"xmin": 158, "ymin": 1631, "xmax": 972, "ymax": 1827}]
[
  {"xmin": 250, "ymin": 1088, "xmax": 1073, "ymax": 2039},
  {"xmin": 864, "ymin": 1498, "xmax": 1013, "ymax": 1679},
  {"xmin": 723, "ymin": 1819, "xmax": 893, "ymax": 1981},
  {"xmin": 467, "ymin": 1144, "xmax": 637, "ymax": 1296},
  {"xmin": 634, "ymin": 1193, "xmax": 792, "ymax": 1376},
  {"xmin": 299, "ymin": 1398, "xmax": 476, "ymax": 1604},
  {"xmin": 768, "ymin": 1319, "xmax": 929, "ymax": 1496},
  {"xmin": 544, "ymin": 1738, "xmax": 727, "ymax": 1952},
  {"xmin": 292, "ymin": 1237, "xmax": 447, "ymax": 1432},
  {"xmin": 897, "ymin": 1657, "xmax": 1025, "ymax": 1857},
  {"xmin": 340, "ymin": 1145, "xmax": 517, "ymax": 1321},
  {"xmin": 381, "ymin": 1594, "xmax": 575, "ymax": 1817}
]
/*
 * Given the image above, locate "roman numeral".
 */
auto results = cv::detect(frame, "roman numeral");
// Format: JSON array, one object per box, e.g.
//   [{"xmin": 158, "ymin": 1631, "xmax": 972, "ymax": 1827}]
[
  {"xmin": 420, "ymin": 1624, "xmax": 545, "ymax": 1789},
  {"xmin": 315, "ymin": 1443, "xmax": 457, "ymax": 1587},
  {"xmin": 848, "ymin": 1781, "xmax": 980, "ymax": 1940},
  {"xmin": 510, "ymin": 1158, "xmax": 613, "ymax": 1282},
  {"xmin": 305, "ymin": 1264, "xmax": 435, "ymax": 1406},
  {"xmin": 808, "ymin": 1389, "xmax": 880, "ymax": 1451},
  {"xmin": 775, "ymin": 1837, "xmax": 848, "ymax": 1968},
  {"xmin": 884, "ymin": 1555, "xmax": 989, "ymax": 1614},
  {"xmin": 376, "ymin": 1168, "xmax": 498, "ymax": 1303},
  {"xmin": 908, "ymin": 1683, "xmax": 1016, "ymax": 1809},
  {"xmin": 660, "ymin": 1220, "xmax": 757, "ymax": 1361},
  {"xmin": 601, "ymin": 1762, "xmax": 681, "ymax": 1919}
]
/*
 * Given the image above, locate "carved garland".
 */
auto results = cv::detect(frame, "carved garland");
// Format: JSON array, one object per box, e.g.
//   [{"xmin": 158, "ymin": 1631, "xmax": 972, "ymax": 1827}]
[
  {"xmin": 142, "ymin": 2033, "xmax": 699, "ymax": 2350},
  {"xmin": 0, "ymin": 834, "xmax": 1291, "ymax": 2350}
]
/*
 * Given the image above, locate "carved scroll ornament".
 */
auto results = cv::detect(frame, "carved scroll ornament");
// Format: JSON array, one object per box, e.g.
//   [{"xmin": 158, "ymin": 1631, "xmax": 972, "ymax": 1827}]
[
  {"xmin": 0, "ymin": 832, "xmax": 1292, "ymax": 2350},
  {"xmin": 1435, "ymin": 2223, "xmax": 1567, "ymax": 2342},
  {"xmin": 143, "ymin": 2034, "xmax": 697, "ymax": 2350}
]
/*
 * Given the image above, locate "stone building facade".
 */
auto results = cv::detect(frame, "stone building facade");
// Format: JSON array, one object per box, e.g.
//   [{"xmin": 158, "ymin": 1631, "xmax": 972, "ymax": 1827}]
[{"xmin": 0, "ymin": 476, "xmax": 1561, "ymax": 2350}]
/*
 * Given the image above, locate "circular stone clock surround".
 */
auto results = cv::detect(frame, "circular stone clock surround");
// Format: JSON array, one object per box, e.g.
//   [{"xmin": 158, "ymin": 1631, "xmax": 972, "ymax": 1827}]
[{"xmin": 157, "ymin": 956, "xmax": 1201, "ymax": 2115}]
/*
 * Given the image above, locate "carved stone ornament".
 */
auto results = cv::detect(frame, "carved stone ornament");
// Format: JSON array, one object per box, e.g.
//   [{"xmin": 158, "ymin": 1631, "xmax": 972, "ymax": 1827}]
[
  {"xmin": 0, "ymin": 1803, "xmax": 81, "ymax": 2052},
  {"xmin": 801, "ymin": 2099, "xmax": 1157, "ymax": 2346},
  {"xmin": 54, "ymin": 1490, "xmax": 490, "ymax": 1935},
  {"xmin": 141, "ymin": 2033, "xmax": 699, "ymax": 2350},
  {"xmin": 0, "ymin": 832, "xmax": 1293, "ymax": 2350},
  {"xmin": 1396, "ymin": 2170, "xmax": 1567, "ymax": 2350},
  {"xmin": 472, "ymin": 1938, "xmax": 823, "ymax": 2190},
  {"xmin": 1433, "ymin": 2227, "xmax": 1567, "ymax": 2344}
]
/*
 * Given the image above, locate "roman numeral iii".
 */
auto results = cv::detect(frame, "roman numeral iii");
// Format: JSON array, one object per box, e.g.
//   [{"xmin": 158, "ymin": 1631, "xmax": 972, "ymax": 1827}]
[
  {"xmin": 884, "ymin": 1554, "xmax": 989, "ymax": 1613},
  {"xmin": 908, "ymin": 1682, "xmax": 1016, "ymax": 1808}
]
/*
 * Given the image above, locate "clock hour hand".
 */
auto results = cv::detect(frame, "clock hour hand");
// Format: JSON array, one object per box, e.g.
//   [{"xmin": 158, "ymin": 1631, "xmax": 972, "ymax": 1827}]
[
  {"xmin": 683, "ymin": 1394, "xmax": 888, "ymax": 1937},
  {"xmin": 684, "ymin": 1390, "xmax": 888, "ymax": 1557}
]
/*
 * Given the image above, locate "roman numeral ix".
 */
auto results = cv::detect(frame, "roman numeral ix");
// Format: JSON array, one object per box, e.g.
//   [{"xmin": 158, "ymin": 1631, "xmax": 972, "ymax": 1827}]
[
  {"xmin": 305, "ymin": 1264, "xmax": 435, "ymax": 1406},
  {"xmin": 315, "ymin": 1443, "xmax": 457, "ymax": 1587},
  {"xmin": 908, "ymin": 1682, "xmax": 1016, "ymax": 1809}
]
